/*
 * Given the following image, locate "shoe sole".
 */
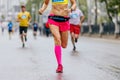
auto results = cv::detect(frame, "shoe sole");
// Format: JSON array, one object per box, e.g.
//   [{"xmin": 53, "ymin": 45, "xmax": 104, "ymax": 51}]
[{"xmin": 56, "ymin": 71, "xmax": 63, "ymax": 73}]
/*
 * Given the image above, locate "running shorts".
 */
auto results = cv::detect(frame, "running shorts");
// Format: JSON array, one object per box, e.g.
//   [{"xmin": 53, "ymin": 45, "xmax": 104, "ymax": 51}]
[{"xmin": 70, "ymin": 24, "xmax": 81, "ymax": 34}]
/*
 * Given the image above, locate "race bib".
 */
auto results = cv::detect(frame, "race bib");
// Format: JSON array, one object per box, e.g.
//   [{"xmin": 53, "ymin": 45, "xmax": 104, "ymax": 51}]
[
  {"xmin": 52, "ymin": 0, "xmax": 64, "ymax": 2},
  {"xmin": 70, "ymin": 14, "xmax": 78, "ymax": 19},
  {"xmin": 34, "ymin": 24, "xmax": 37, "ymax": 27},
  {"xmin": 22, "ymin": 15, "xmax": 27, "ymax": 19},
  {"xmin": 9, "ymin": 24, "xmax": 12, "ymax": 27}
]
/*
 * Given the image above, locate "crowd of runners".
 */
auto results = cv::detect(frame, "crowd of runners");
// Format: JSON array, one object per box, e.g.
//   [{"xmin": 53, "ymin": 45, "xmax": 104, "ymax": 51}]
[{"xmin": 0, "ymin": 0, "xmax": 85, "ymax": 73}]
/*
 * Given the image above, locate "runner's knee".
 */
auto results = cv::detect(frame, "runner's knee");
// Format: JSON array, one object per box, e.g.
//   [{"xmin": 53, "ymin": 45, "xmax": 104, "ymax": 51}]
[
  {"xmin": 20, "ymin": 34, "xmax": 23, "ymax": 37},
  {"xmin": 55, "ymin": 37, "xmax": 61, "ymax": 45},
  {"xmin": 62, "ymin": 43, "xmax": 67, "ymax": 48},
  {"xmin": 75, "ymin": 34, "xmax": 79, "ymax": 38}
]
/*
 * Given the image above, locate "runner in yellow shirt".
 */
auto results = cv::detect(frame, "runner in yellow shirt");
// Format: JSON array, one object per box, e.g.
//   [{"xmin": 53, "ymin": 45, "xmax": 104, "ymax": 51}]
[{"xmin": 17, "ymin": 5, "xmax": 31, "ymax": 48}]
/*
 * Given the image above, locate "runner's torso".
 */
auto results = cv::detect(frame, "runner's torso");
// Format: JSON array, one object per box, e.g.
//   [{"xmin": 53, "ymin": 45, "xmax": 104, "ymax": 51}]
[
  {"xmin": 18, "ymin": 11, "xmax": 30, "ymax": 27},
  {"xmin": 70, "ymin": 9, "xmax": 83, "ymax": 25},
  {"xmin": 8, "ymin": 22, "xmax": 13, "ymax": 30},
  {"xmin": 50, "ymin": 0, "xmax": 69, "ymax": 17},
  {"xmin": 33, "ymin": 23, "xmax": 38, "ymax": 28}
]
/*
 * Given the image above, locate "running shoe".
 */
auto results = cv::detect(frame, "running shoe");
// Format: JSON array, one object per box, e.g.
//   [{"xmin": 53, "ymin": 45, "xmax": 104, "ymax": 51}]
[
  {"xmin": 56, "ymin": 64, "xmax": 63, "ymax": 73},
  {"xmin": 73, "ymin": 46, "xmax": 76, "ymax": 51}
]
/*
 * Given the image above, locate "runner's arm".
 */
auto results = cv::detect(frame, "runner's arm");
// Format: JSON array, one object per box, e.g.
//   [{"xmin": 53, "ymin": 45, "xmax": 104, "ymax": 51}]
[
  {"xmin": 80, "ymin": 16, "xmax": 85, "ymax": 24},
  {"xmin": 28, "ymin": 18, "xmax": 32, "ymax": 24},
  {"xmin": 16, "ymin": 18, "xmax": 20, "ymax": 22},
  {"xmin": 79, "ymin": 16, "xmax": 85, "ymax": 27},
  {"xmin": 16, "ymin": 14, "xmax": 20, "ymax": 22},
  {"xmin": 79, "ymin": 10, "xmax": 85, "ymax": 26},
  {"xmin": 70, "ymin": 0, "xmax": 76, "ymax": 11},
  {"xmin": 39, "ymin": 0, "xmax": 50, "ymax": 15},
  {"xmin": 28, "ymin": 13, "xmax": 32, "ymax": 23}
]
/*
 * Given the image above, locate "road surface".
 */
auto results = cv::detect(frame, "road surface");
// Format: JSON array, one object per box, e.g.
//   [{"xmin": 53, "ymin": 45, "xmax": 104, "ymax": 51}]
[{"xmin": 0, "ymin": 30, "xmax": 120, "ymax": 80}]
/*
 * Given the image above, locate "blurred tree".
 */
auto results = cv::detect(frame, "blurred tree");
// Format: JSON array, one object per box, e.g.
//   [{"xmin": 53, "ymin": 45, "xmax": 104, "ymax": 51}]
[
  {"xmin": 78, "ymin": 0, "xmax": 88, "ymax": 20},
  {"xmin": 26, "ymin": 0, "xmax": 44, "ymax": 21},
  {"xmin": 99, "ymin": 0, "xmax": 120, "ymax": 22},
  {"xmin": 26, "ymin": 0, "xmax": 43, "ymax": 13},
  {"xmin": 1, "ymin": 15, "xmax": 5, "ymax": 21},
  {"xmin": 26, "ymin": 0, "xmax": 32, "ymax": 12},
  {"xmin": 99, "ymin": 0, "xmax": 112, "ymax": 22}
]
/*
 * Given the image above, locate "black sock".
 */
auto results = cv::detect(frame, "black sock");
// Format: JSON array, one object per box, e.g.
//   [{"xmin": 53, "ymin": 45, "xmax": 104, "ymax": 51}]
[{"xmin": 75, "ymin": 38, "xmax": 78, "ymax": 43}]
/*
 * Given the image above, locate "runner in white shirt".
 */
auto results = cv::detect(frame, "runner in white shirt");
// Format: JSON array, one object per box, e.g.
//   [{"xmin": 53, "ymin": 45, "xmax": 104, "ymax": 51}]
[
  {"xmin": 0, "ymin": 21, "xmax": 6, "ymax": 35},
  {"xmin": 69, "ymin": 8, "xmax": 85, "ymax": 51}
]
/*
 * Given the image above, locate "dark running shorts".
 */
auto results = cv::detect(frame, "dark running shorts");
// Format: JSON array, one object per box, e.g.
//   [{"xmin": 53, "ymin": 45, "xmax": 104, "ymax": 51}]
[
  {"xmin": 8, "ymin": 29, "xmax": 12, "ymax": 33},
  {"xmin": 19, "ymin": 27, "xmax": 28, "ymax": 34},
  {"xmin": 34, "ymin": 27, "xmax": 38, "ymax": 32}
]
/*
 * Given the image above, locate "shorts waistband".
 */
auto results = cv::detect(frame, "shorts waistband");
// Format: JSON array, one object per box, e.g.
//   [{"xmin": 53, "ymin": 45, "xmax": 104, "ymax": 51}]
[
  {"xmin": 70, "ymin": 24, "xmax": 80, "ymax": 26},
  {"xmin": 48, "ymin": 14, "xmax": 70, "ymax": 22}
]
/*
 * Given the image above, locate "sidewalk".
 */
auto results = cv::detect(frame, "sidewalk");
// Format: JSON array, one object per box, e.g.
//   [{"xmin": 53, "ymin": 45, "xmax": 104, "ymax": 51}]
[{"xmin": 81, "ymin": 33, "xmax": 120, "ymax": 40}]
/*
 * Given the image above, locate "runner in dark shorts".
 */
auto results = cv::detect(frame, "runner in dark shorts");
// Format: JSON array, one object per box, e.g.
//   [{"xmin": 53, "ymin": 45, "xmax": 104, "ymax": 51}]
[
  {"xmin": 32, "ymin": 21, "xmax": 38, "ymax": 39},
  {"xmin": 19, "ymin": 27, "xmax": 28, "ymax": 35},
  {"xmin": 8, "ymin": 21, "xmax": 13, "ymax": 39},
  {"xmin": 17, "ymin": 5, "xmax": 31, "ymax": 48}
]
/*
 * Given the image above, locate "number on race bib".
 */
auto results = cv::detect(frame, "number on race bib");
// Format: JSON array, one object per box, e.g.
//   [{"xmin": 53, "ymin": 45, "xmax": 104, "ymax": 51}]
[
  {"xmin": 70, "ymin": 14, "xmax": 78, "ymax": 19},
  {"xmin": 22, "ymin": 15, "xmax": 27, "ymax": 19},
  {"xmin": 52, "ymin": 0, "xmax": 64, "ymax": 2}
]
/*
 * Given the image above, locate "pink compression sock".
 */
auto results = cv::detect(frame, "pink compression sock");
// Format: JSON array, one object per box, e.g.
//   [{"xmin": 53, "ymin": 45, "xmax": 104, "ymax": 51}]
[{"xmin": 54, "ymin": 46, "xmax": 62, "ymax": 65}]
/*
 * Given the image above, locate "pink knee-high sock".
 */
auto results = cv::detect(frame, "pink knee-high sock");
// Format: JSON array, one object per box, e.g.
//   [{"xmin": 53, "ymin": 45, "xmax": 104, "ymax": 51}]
[{"xmin": 54, "ymin": 45, "xmax": 62, "ymax": 65}]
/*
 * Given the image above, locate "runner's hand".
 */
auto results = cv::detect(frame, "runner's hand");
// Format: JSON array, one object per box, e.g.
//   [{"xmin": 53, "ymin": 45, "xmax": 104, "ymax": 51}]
[
  {"xmin": 39, "ymin": 9, "xmax": 43, "ymax": 15},
  {"xmin": 16, "ymin": 19, "xmax": 20, "ymax": 22}
]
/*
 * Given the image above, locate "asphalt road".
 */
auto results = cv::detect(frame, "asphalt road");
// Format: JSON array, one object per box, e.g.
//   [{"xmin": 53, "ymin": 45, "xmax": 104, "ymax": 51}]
[{"xmin": 0, "ymin": 30, "xmax": 120, "ymax": 80}]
